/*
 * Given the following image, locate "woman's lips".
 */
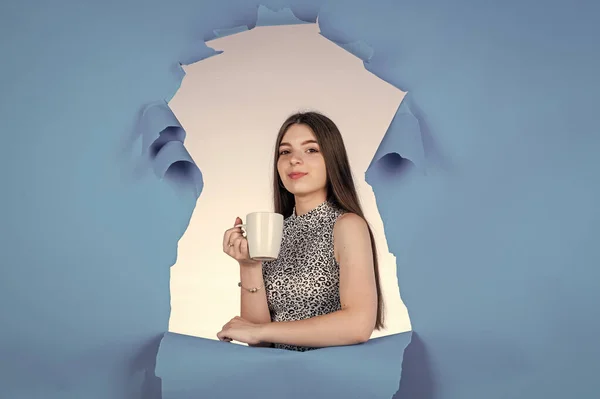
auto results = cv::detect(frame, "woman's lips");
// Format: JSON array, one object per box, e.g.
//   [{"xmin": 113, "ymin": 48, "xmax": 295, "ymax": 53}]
[{"xmin": 288, "ymin": 172, "xmax": 307, "ymax": 180}]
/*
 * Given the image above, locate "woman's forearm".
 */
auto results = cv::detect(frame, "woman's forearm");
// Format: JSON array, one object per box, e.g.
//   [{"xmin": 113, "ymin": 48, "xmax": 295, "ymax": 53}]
[
  {"xmin": 257, "ymin": 309, "xmax": 373, "ymax": 348},
  {"xmin": 239, "ymin": 261, "xmax": 272, "ymax": 325}
]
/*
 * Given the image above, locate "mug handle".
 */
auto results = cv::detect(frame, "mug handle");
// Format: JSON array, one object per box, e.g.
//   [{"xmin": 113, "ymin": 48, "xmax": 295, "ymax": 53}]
[{"xmin": 235, "ymin": 223, "xmax": 247, "ymax": 238}]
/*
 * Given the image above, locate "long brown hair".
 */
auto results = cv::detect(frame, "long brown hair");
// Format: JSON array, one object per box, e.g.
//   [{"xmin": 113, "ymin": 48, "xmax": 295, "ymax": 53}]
[{"xmin": 271, "ymin": 111, "xmax": 385, "ymax": 330}]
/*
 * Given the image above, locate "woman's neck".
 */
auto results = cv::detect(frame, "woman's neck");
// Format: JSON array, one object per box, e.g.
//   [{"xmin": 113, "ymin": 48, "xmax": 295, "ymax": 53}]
[{"xmin": 294, "ymin": 192, "xmax": 328, "ymax": 216}]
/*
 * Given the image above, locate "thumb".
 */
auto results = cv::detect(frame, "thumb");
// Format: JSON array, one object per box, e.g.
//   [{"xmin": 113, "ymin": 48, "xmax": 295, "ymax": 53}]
[{"xmin": 234, "ymin": 216, "xmax": 242, "ymax": 226}]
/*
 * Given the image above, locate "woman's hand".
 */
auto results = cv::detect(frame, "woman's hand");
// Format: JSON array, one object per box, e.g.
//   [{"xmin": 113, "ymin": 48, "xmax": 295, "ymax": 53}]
[
  {"xmin": 217, "ymin": 316, "xmax": 265, "ymax": 345},
  {"xmin": 223, "ymin": 217, "xmax": 256, "ymax": 266}
]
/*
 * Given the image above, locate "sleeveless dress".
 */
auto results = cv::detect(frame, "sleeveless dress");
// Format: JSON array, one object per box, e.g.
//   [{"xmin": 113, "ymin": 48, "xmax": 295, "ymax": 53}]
[{"xmin": 261, "ymin": 200, "xmax": 346, "ymax": 351}]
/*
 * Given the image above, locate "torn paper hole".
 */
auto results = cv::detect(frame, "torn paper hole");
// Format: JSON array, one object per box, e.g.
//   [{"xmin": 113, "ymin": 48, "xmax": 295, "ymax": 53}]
[
  {"xmin": 168, "ymin": 21, "xmax": 411, "ymax": 343},
  {"xmin": 156, "ymin": 20, "xmax": 414, "ymax": 397}
]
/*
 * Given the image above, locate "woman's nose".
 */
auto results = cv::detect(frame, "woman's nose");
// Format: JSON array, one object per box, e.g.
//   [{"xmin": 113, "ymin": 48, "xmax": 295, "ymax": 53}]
[{"xmin": 290, "ymin": 154, "xmax": 303, "ymax": 164}]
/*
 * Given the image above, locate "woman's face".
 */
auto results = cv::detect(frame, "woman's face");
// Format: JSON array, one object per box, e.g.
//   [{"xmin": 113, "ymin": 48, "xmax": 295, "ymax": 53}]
[{"xmin": 277, "ymin": 124, "xmax": 327, "ymax": 197}]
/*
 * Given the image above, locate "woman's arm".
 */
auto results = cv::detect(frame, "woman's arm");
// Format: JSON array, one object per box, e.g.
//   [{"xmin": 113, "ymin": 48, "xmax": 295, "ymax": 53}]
[
  {"xmin": 239, "ymin": 260, "xmax": 273, "ymax": 347},
  {"xmin": 256, "ymin": 213, "xmax": 378, "ymax": 348},
  {"xmin": 239, "ymin": 260, "xmax": 271, "ymax": 323},
  {"xmin": 222, "ymin": 217, "xmax": 273, "ymax": 347}
]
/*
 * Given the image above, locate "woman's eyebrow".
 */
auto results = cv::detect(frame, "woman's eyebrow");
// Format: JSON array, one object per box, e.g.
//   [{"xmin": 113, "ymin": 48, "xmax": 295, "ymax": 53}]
[{"xmin": 279, "ymin": 139, "xmax": 319, "ymax": 147}]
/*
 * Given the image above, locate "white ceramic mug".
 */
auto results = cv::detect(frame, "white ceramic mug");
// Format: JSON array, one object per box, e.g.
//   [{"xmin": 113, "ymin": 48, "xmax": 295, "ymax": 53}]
[{"xmin": 235, "ymin": 212, "xmax": 284, "ymax": 261}]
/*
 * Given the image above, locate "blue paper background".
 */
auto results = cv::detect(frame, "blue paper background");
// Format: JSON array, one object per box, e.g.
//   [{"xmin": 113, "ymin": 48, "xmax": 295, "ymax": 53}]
[
  {"xmin": 156, "ymin": 332, "xmax": 409, "ymax": 398},
  {"xmin": 1, "ymin": 0, "xmax": 599, "ymax": 398}
]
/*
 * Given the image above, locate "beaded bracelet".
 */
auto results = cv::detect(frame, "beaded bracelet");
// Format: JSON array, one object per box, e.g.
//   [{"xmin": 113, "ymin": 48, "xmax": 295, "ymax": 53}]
[{"xmin": 238, "ymin": 282, "xmax": 263, "ymax": 293}]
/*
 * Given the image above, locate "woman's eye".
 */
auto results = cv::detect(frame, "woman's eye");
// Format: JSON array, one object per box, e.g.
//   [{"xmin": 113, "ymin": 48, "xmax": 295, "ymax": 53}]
[{"xmin": 279, "ymin": 148, "xmax": 318, "ymax": 155}]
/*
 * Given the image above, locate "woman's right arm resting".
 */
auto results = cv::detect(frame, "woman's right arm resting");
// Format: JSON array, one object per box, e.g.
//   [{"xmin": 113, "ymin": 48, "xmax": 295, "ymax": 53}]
[
  {"xmin": 224, "ymin": 217, "xmax": 274, "ymax": 347},
  {"xmin": 239, "ymin": 260, "xmax": 273, "ymax": 347}
]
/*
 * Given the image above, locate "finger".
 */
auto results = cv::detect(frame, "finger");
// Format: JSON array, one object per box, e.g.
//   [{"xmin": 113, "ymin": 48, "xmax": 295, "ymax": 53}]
[
  {"xmin": 221, "ymin": 319, "xmax": 234, "ymax": 330},
  {"xmin": 223, "ymin": 217, "xmax": 243, "ymax": 247},
  {"xmin": 217, "ymin": 329, "xmax": 233, "ymax": 342},
  {"xmin": 240, "ymin": 239, "xmax": 249, "ymax": 257},
  {"xmin": 223, "ymin": 226, "xmax": 244, "ymax": 253},
  {"xmin": 223, "ymin": 231, "xmax": 242, "ymax": 253},
  {"xmin": 223, "ymin": 229, "xmax": 233, "ymax": 252},
  {"xmin": 233, "ymin": 236, "xmax": 245, "ymax": 257},
  {"xmin": 228, "ymin": 318, "xmax": 244, "ymax": 329},
  {"xmin": 223, "ymin": 228, "xmax": 239, "ymax": 252},
  {"xmin": 227, "ymin": 236, "xmax": 242, "ymax": 259}
]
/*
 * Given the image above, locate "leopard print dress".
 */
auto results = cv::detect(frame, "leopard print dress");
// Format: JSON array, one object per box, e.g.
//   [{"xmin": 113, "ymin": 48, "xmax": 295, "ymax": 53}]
[{"xmin": 262, "ymin": 199, "xmax": 346, "ymax": 351}]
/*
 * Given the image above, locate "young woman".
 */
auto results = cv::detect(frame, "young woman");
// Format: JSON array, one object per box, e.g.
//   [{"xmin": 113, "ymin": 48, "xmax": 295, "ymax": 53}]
[{"xmin": 218, "ymin": 111, "xmax": 384, "ymax": 351}]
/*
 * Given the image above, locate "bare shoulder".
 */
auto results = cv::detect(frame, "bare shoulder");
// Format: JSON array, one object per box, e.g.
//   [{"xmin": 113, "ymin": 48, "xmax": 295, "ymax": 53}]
[
  {"xmin": 334, "ymin": 212, "xmax": 369, "ymax": 234},
  {"xmin": 333, "ymin": 212, "xmax": 372, "ymax": 261}
]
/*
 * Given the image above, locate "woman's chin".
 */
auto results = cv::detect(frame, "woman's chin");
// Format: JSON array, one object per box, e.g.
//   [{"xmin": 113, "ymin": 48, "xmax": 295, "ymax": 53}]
[
  {"xmin": 286, "ymin": 188, "xmax": 321, "ymax": 197},
  {"xmin": 284, "ymin": 187, "xmax": 304, "ymax": 196},
  {"xmin": 283, "ymin": 179, "xmax": 327, "ymax": 196}
]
